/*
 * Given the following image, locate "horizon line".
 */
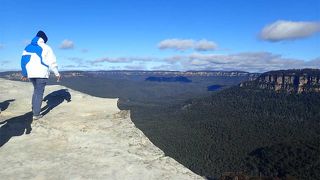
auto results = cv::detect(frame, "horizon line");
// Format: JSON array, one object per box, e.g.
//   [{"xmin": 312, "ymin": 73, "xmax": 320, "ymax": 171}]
[{"xmin": 1, "ymin": 68, "xmax": 319, "ymax": 74}]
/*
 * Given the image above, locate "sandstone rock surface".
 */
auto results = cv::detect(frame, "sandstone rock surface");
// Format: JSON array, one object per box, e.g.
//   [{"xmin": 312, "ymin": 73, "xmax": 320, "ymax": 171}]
[{"xmin": 0, "ymin": 79, "xmax": 203, "ymax": 180}]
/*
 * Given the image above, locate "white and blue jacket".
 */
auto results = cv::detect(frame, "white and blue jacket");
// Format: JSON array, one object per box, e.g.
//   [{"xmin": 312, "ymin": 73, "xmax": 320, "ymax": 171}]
[{"xmin": 21, "ymin": 36, "xmax": 59, "ymax": 78}]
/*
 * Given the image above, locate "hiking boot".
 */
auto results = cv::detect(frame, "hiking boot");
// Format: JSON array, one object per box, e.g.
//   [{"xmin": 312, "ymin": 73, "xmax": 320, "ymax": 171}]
[{"xmin": 33, "ymin": 115, "xmax": 43, "ymax": 120}]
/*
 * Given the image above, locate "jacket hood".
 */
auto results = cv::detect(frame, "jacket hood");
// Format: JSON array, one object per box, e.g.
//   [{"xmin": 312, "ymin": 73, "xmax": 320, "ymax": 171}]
[{"xmin": 31, "ymin": 36, "xmax": 45, "ymax": 45}]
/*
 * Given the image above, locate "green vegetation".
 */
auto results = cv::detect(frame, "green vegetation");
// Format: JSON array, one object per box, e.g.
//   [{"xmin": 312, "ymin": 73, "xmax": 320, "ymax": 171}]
[
  {"xmin": 131, "ymin": 87, "xmax": 320, "ymax": 179},
  {"xmin": 145, "ymin": 76, "xmax": 192, "ymax": 83}
]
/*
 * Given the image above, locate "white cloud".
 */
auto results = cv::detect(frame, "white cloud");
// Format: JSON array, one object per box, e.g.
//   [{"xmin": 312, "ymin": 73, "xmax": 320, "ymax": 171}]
[
  {"xmin": 66, "ymin": 53, "xmax": 319, "ymax": 73},
  {"xmin": 0, "ymin": 44, "xmax": 4, "ymax": 49},
  {"xmin": 158, "ymin": 38, "xmax": 218, "ymax": 51},
  {"xmin": 90, "ymin": 56, "xmax": 155, "ymax": 65},
  {"xmin": 163, "ymin": 52, "xmax": 320, "ymax": 72},
  {"xmin": 68, "ymin": 57, "xmax": 83, "ymax": 62},
  {"xmin": 195, "ymin": 39, "xmax": 217, "ymax": 51},
  {"xmin": 61, "ymin": 64, "xmax": 89, "ymax": 69},
  {"xmin": 123, "ymin": 64, "xmax": 146, "ymax": 70},
  {"xmin": 260, "ymin": 20, "xmax": 320, "ymax": 41},
  {"xmin": 164, "ymin": 55, "xmax": 186, "ymax": 64},
  {"xmin": 306, "ymin": 57, "xmax": 320, "ymax": 66},
  {"xmin": 59, "ymin": 39, "xmax": 74, "ymax": 49},
  {"xmin": 92, "ymin": 57, "xmax": 131, "ymax": 64},
  {"xmin": 68, "ymin": 57, "xmax": 84, "ymax": 62},
  {"xmin": 60, "ymin": 57, "xmax": 88, "ymax": 70},
  {"xmin": 158, "ymin": 39, "xmax": 194, "ymax": 50},
  {"xmin": 151, "ymin": 64, "xmax": 180, "ymax": 71}
]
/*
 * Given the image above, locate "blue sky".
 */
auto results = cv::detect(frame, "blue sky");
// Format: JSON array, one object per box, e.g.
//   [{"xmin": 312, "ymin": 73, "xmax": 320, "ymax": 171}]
[{"xmin": 0, "ymin": 0, "xmax": 319, "ymax": 72}]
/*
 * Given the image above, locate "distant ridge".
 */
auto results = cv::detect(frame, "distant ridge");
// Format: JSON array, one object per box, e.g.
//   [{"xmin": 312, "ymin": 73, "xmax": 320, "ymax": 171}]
[
  {"xmin": 0, "ymin": 70, "xmax": 260, "ymax": 80},
  {"xmin": 240, "ymin": 69, "xmax": 320, "ymax": 93}
]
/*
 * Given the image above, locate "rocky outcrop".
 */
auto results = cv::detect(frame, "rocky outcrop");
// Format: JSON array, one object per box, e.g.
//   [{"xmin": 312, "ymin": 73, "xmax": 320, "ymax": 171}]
[
  {"xmin": 0, "ymin": 79, "xmax": 203, "ymax": 180},
  {"xmin": 240, "ymin": 69, "xmax": 320, "ymax": 93}
]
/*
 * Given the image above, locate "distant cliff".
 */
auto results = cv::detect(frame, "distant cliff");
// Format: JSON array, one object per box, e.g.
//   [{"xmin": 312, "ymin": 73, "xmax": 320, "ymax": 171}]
[{"xmin": 240, "ymin": 69, "xmax": 320, "ymax": 93}]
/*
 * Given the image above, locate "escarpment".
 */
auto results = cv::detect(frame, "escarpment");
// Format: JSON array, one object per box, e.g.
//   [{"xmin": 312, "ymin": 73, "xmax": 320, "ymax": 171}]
[{"xmin": 240, "ymin": 69, "xmax": 320, "ymax": 93}]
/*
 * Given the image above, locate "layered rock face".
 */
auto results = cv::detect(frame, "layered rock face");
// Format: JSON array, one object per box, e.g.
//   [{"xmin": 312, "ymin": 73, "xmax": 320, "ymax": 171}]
[
  {"xmin": 0, "ymin": 79, "xmax": 202, "ymax": 180},
  {"xmin": 240, "ymin": 69, "xmax": 320, "ymax": 93}
]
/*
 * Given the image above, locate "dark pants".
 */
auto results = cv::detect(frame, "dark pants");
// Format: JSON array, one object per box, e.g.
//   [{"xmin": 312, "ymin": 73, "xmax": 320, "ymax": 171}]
[{"xmin": 30, "ymin": 78, "xmax": 48, "ymax": 116}]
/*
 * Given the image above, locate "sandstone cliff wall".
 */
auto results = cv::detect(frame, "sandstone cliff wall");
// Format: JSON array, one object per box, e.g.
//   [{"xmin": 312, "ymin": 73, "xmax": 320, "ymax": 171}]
[{"xmin": 240, "ymin": 69, "xmax": 320, "ymax": 93}]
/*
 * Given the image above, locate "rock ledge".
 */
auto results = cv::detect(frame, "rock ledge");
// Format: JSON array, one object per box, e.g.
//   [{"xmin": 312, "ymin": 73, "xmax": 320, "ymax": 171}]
[{"xmin": 0, "ymin": 79, "xmax": 202, "ymax": 180}]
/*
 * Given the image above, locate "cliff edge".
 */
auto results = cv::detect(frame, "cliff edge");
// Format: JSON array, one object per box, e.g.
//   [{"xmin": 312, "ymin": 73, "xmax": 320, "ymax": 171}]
[
  {"xmin": 240, "ymin": 69, "xmax": 320, "ymax": 93},
  {"xmin": 0, "ymin": 78, "xmax": 203, "ymax": 180}
]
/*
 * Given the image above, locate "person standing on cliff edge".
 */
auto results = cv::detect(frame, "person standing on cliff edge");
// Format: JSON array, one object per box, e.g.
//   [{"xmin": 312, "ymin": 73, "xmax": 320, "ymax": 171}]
[{"xmin": 21, "ymin": 31, "xmax": 61, "ymax": 120}]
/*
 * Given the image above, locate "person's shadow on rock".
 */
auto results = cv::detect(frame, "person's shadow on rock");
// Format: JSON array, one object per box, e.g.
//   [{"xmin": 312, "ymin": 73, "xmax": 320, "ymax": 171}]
[
  {"xmin": 0, "ymin": 99, "xmax": 15, "ymax": 113},
  {"xmin": 0, "ymin": 112, "xmax": 33, "ymax": 147},
  {"xmin": 41, "ymin": 89, "xmax": 72, "ymax": 116}
]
